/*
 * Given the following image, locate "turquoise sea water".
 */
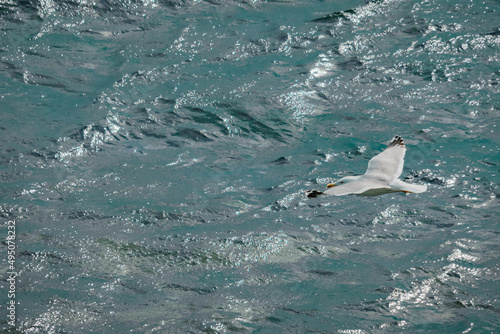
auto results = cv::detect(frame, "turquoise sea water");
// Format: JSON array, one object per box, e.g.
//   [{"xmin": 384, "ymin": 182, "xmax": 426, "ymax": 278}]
[{"xmin": 1, "ymin": 0, "xmax": 499, "ymax": 332}]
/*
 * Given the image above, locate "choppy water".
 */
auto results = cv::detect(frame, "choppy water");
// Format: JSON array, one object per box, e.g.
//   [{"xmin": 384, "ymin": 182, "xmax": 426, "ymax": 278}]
[{"xmin": 1, "ymin": 0, "xmax": 499, "ymax": 333}]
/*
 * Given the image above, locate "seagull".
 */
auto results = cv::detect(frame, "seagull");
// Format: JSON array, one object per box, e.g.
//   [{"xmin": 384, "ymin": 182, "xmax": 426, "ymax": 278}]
[{"xmin": 307, "ymin": 136, "xmax": 427, "ymax": 198}]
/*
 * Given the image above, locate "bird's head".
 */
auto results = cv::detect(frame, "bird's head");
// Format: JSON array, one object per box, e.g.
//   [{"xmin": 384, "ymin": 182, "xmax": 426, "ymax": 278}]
[{"xmin": 327, "ymin": 176, "xmax": 359, "ymax": 188}]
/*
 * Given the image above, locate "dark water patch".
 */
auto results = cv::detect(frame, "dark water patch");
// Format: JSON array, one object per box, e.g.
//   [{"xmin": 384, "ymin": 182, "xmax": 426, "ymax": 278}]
[
  {"xmin": 160, "ymin": 111, "xmax": 187, "ymax": 127},
  {"xmin": 338, "ymin": 57, "xmax": 363, "ymax": 71},
  {"xmin": 486, "ymin": 27, "xmax": 500, "ymax": 36},
  {"xmin": 338, "ymin": 218, "xmax": 370, "ymax": 227},
  {"xmin": 296, "ymin": 245, "xmax": 325, "ymax": 255},
  {"xmin": 140, "ymin": 128, "xmax": 168, "ymax": 139},
  {"xmin": 217, "ymin": 102, "xmax": 286, "ymax": 142},
  {"xmin": 187, "ymin": 107, "xmax": 224, "ymax": 126},
  {"xmin": 311, "ymin": 10, "xmax": 355, "ymax": 23},
  {"xmin": 156, "ymin": 0, "xmax": 194, "ymax": 9},
  {"xmin": 96, "ymin": 237, "xmax": 233, "ymax": 268},
  {"xmin": 27, "ymin": 149, "xmax": 51, "ymax": 159},
  {"xmin": 185, "ymin": 106, "xmax": 230, "ymax": 135},
  {"xmin": 118, "ymin": 279, "xmax": 149, "ymax": 295},
  {"xmin": 434, "ymin": 222, "xmax": 455, "ymax": 228},
  {"xmin": 24, "ymin": 71, "xmax": 69, "ymax": 90},
  {"xmin": 0, "ymin": 4, "xmax": 15, "ymax": 16},
  {"xmin": 479, "ymin": 160, "xmax": 496, "ymax": 166},
  {"xmin": 280, "ymin": 307, "xmax": 318, "ymax": 318},
  {"xmin": 163, "ymin": 283, "xmax": 215, "ymax": 295},
  {"xmin": 174, "ymin": 128, "xmax": 213, "ymax": 142},
  {"xmin": 0, "ymin": 171, "xmax": 25, "ymax": 183},
  {"xmin": 19, "ymin": 250, "xmax": 65, "ymax": 263},
  {"xmin": 154, "ymin": 97, "xmax": 176, "ymax": 106},
  {"xmin": 165, "ymin": 139, "xmax": 182, "ymax": 147},
  {"xmin": 0, "ymin": 0, "xmax": 40, "ymax": 16},
  {"xmin": 97, "ymin": 238, "xmax": 176, "ymax": 258},
  {"xmin": 0, "ymin": 60, "xmax": 24, "ymax": 81},
  {"xmin": 405, "ymin": 169, "xmax": 443, "ymax": 186},
  {"xmin": 130, "ymin": 109, "xmax": 185, "ymax": 128},
  {"xmin": 271, "ymin": 156, "xmax": 290, "ymax": 165},
  {"xmin": 402, "ymin": 26, "xmax": 426, "ymax": 36},
  {"xmin": 132, "ymin": 107, "xmax": 155, "ymax": 118},
  {"xmin": 65, "ymin": 210, "xmax": 114, "ymax": 221},
  {"xmin": 307, "ymin": 270, "xmax": 336, "ymax": 277},
  {"xmin": 265, "ymin": 316, "xmax": 282, "ymax": 324}
]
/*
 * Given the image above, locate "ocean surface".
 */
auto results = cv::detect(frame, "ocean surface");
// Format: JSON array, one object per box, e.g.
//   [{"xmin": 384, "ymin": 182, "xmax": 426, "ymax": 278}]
[{"xmin": 1, "ymin": 0, "xmax": 499, "ymax": 333}]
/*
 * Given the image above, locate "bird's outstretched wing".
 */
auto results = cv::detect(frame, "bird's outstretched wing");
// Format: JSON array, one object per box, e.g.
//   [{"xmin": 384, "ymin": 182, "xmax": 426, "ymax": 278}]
[
  {"xmin": 306, "ymin": 180, "xmax": 389, "ymax": 198},
  {"xmin": 364, "ymin": 135, "xmax": 406, "ymax": 182},
  {"xmin": 325, "ymin": 181, "xmax": 374, "ymax": 196}
]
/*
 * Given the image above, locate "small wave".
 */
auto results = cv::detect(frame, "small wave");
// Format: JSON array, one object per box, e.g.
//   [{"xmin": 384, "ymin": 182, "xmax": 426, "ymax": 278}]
[{"xmin": 55, "ymin": 114, "xmax": 123, "ymax": 162}]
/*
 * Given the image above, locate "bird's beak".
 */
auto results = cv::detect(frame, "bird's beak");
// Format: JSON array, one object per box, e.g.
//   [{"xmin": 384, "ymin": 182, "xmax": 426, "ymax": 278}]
[{"xmin": 327, "ymin": 183, "xmax": 337, "ymax": 188}]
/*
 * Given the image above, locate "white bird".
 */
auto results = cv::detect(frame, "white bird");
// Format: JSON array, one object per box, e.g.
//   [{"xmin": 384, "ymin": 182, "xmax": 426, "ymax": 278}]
[{"xmin": 307, "ymin": 136, "xmax": 427, "ymax": 198}]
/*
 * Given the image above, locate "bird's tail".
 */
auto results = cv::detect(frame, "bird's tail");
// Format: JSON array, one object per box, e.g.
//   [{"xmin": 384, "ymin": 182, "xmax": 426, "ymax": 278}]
[{"xmin": 391, "ymin": 180, "xmax": 427, "ymax": 193}]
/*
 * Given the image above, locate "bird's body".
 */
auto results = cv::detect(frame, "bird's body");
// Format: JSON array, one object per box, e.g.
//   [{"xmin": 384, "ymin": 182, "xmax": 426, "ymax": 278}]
[{"xmin": 307, "ymin": 136, "xmax": 427, "ymax": 198}]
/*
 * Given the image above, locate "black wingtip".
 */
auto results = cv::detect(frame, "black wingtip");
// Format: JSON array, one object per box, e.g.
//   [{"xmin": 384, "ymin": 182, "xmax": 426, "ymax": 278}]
[
  {"xmin": 306, "ymin": 190, "xmax": 325, "ymax": 198},
  {"xmin": 388, "ymin": 135, "xmax": 405, "ymax": 148}
]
